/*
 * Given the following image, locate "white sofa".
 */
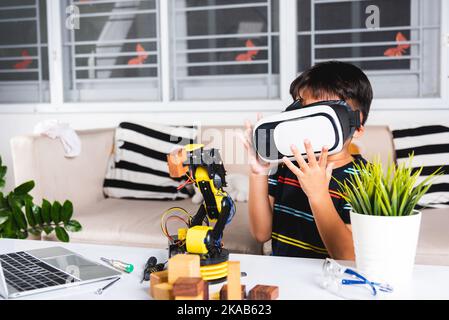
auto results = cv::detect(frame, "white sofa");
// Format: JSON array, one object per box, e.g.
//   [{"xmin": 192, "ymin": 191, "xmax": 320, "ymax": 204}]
[{"xmin": 10, "ymin": 126, "xmax": 449, "ymax": 265}]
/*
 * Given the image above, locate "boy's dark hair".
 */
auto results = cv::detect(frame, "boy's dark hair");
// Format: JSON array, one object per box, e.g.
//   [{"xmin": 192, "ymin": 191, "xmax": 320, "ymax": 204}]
[{"xmin": 290, "ymin": 61, "xmax": 373, "ymax": 125}]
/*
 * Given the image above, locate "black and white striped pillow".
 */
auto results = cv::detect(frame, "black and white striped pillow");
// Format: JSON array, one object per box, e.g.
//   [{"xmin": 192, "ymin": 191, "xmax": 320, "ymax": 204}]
[
  {"xmin": 391, "ymin": 124, "xmax": 449, "ymax": 208},
  {"xmin": 103, "ymin": 122, "xmax": 197, "ymax": 200}
]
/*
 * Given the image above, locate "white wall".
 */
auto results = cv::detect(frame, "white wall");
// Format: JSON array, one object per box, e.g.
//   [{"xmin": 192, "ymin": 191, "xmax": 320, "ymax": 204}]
[{"xmin": 1, "ymin": 108, "xmax": 449, "ymax": 191}]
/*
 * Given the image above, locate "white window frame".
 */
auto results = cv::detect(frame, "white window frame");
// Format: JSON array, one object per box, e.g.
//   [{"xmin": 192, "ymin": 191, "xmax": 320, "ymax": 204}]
[
  {"xmin": 1, "ymin": 0, "xmax": 448, "ymax": 117},
  {"xmin": 0, "ymin": 0, "xmax": 50, "ymax": 111},
  {"xmin": 170, "ymin": 0, "xmax": 280, "ymax": 101},
  {"xmin": 301, "ymin": 0, "xmax": 441, "ymax": 100}
]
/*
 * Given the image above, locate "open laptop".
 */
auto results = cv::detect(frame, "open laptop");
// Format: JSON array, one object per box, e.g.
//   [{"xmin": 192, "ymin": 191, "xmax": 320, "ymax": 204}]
[{"xmin": 0, "ymin": 246, "xmax": 121, "ymax": 299}]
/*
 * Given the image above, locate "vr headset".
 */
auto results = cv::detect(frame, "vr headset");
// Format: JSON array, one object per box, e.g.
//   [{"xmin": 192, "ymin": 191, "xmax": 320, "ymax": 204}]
[{"xmin": 252, "ymin": 100, "xmax": 361, "ymax": 163}]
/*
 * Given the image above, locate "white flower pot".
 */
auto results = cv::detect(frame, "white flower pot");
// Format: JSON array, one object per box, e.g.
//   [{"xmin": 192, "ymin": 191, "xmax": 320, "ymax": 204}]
[{"xmin": 350, "ymin": 210, "xmax": 422, "ymax": 291}]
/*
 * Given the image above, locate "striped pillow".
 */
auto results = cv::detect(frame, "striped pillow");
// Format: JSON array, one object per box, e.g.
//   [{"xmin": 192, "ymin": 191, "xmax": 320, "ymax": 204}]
[
  {"xmin": 103, "ymin": 122, "xmax": 197, "ymax": 200},
  {"xmin": 391, "ymin": 124, "xmax": 449, "ymax": 208}
]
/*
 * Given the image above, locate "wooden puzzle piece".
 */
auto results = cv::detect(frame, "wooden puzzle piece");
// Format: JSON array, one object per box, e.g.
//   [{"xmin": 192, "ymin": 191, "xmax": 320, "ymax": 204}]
[
  {"xmin": 173, "ymin": 277, "xmax": 204, "ymax": 297},
  {"xmin": 149, "ymin": 269, "xmax": 168, "ymax": 298},
  {"xmin": 168, "ymin": 254, "xmax": 201, "ymax": 284},
  {"xmin": 219, "ymin": 284, "xmax": 246, "ymax": 300},
  {"xmin": 248, "ymin": 285, "xmax": 279, "ymax": 300},
  {"xmin": 226, "ymin": 261, "xmax": 241, "ymax": 300},
  {"xmin": 152, "ymin": 282, "xmax": 174, "ymax": 300},
  {"xmin": 175, "ymin": 293, "xmax": 204, "ymax": 300},
  {"xmin": 203, "ymin": 281, "xmax": 209, "ymax": 300}
]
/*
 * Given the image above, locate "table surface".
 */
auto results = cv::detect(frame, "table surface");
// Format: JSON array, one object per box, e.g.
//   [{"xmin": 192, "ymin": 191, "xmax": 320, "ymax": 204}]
[{"xmin": 1, "ymin": 239, "xmax": 449, "ymax": 300}]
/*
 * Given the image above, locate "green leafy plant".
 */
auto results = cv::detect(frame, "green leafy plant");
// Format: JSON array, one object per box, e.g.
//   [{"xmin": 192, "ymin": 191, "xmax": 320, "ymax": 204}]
[
  {"xmin": 0, "ymin": 157, "xmax": 82, "ymax": 242},
  {"xmin": 336, "ymin": 155, "xmax": 443, "ymax": 216}
]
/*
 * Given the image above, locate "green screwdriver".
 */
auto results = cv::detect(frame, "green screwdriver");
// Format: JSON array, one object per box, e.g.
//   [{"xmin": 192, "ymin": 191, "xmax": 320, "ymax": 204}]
[{"xmin": 101, "ymin": 257, "xmax": 134, "ymax": 273}]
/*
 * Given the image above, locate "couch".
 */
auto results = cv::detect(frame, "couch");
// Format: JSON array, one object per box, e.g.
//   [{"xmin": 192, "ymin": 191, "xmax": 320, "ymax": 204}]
[{"xmin": 10, "ymin": 126, "xmax": 449, "ymax": 265}]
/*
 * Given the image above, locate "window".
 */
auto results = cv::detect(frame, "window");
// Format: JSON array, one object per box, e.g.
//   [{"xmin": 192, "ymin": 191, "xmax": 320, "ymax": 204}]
[
  {"xmin": 0, "ymin": 0, "xmax": 49, "ymax": 103},
  {"xmin": 63, "ymin": 0, "xmax": 160, "ymax": 102},
  {"xmin": 298, "ymin": 0, "xmax": 441, "ymax": 98},
  {"xmin": 171, "ymin": 0, "xmax": 280, "ymax": 100},
  {"xmin": 0, "ymin": 0, "xmax": 447, "ymax": 110}
]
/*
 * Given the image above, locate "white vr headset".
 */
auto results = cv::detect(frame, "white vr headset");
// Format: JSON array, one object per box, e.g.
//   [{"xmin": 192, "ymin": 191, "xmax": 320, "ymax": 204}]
[{"xmin": 252, "ymin": 100, "xmax": 361, "ymax": 163}]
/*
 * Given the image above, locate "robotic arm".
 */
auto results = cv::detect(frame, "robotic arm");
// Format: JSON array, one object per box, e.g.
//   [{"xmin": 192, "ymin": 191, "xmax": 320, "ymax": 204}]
[{"xmin": 166, "ymin": 144, "xmax": 236, "ymax": 263}]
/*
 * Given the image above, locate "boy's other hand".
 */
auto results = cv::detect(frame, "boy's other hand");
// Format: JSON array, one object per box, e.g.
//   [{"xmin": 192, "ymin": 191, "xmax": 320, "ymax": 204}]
[
  {"xmin": 240, "ymin": 114, "xmax": 271, "ymax": 175},
  {"xmin": 282, "ymin": 140, "xmax": 334, "ymax": 201}
]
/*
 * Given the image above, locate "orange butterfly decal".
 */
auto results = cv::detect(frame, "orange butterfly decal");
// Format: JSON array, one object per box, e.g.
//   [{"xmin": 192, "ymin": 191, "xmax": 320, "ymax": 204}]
[
  {"xmin": 384, "ymin": 32, "xmax": 410, "ymax": 57},
  {"xmin": 236, "ymin": 40, "xmax": 260, "ymax": 62},
  {"xmin": 128, "ymin": 44, "xmax": 149, "ymax": 65},
  {"xmin": 13, "ymin": 50, "xmax": 33, "ymax": 70}
]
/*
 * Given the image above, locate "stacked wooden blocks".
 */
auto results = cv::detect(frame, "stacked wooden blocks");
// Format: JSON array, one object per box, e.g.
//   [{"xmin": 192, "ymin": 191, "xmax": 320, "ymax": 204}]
[
  {"xmin": 149, "ymin": 255, "xmax": 278, "ymax": 300},
  {"xmin": 150, "ymin": 269, "xmax": 169, "ymax": 299},
  {"xmin": 150, "ymin": 254, "xmax": 207, "ymax": 300},
  {"xmin": 216, "ymin": 260, "xmax": 278, "ymax": 301}
]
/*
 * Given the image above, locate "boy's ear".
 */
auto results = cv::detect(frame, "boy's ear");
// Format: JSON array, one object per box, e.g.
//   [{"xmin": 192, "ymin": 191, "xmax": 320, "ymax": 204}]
[
  {"xmin": 353, "ymin": 125, "xmax": 365, "ymax": 139},
  {"xmin": 352, "ymin": 110, "xmax": 365, "ymax": 139}
]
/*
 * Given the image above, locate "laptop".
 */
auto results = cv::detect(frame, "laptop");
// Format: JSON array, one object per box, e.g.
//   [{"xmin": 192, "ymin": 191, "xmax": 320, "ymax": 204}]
[{"xmin": 0, "ymin": 246, "xmax": 121, "ymax": 299}]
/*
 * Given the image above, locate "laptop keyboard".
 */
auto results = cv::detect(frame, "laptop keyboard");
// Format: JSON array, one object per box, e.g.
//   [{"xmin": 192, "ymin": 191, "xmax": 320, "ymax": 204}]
[{"xmin": 0, "ymin": 251, "xmax": 80, "ymax": 292}]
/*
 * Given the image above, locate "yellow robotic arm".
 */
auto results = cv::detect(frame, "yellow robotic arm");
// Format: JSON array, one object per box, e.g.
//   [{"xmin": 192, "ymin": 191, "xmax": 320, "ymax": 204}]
[{"xmin": 166, "ymin": 144, "xmax": 236, "ymax": 272}]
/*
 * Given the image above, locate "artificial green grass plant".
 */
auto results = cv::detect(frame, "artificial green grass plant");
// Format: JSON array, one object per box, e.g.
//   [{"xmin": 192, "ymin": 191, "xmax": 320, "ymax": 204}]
[{"xmin": 336, "ymin": 155, "xmax": 443, "ymax": 216}]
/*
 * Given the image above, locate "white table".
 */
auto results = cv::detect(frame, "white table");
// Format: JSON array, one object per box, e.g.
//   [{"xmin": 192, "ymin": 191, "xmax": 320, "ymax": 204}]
[{"xmin": 1, "ymin": 239, "xmax": 449, "ymax": 300}]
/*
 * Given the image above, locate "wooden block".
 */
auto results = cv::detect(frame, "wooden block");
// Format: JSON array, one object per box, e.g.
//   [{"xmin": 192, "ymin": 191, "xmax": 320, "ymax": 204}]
[
  {"xmin": 168, "ymin": 254, "xmax": 201, "ymax": 284},
  {"xmin": 173, "ymin": 277, "xmax": 204, "ymax": 297},
  {"xmin": 248, "ymin": 285, "xmax": 279, "ymax": 300},
  {"xmin": 175, "ymin": 293, "xmax": 204, "ymax": 300},
  {"xmin": 152, "ymin": 283, "xmax": 174, "ymax": 300},
  {"xmin": 149, "ymin": 270, "xmax": 168, "ymax": 298},
  {"xmin": 203, "ymin": 281, "xmax": 209, "ymax": 300},
  {"xmin": 174, "ymin": 278, "xmax": 210, "ymax": 300},
  {"xmin": 226, "ymin": 261, "xmax": 241, "ymax": 300},
  {"xmin": 219, "ymin": 284, "xmax": 246, "ymax": 300}
]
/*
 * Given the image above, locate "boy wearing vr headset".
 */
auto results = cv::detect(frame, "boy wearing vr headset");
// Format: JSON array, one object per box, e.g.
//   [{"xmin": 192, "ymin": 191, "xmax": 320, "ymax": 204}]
[{"xmin": 242, "ymin": 61, "xmax": 373, "ymax": 260}]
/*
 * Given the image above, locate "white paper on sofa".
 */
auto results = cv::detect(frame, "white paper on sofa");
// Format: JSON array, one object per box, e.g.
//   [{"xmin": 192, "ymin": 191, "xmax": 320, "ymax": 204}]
[{"xmin": 34, "ymin": 120, "xmax": 81, "ymax": 158}]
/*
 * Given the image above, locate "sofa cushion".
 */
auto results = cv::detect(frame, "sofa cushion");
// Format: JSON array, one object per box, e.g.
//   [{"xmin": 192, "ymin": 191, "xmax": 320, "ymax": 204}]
[
  {"xmin": 391, "ymin": 124, "xmax": 449, "ymax": 208},
  {"xmin": 104, "ymin": 122, "xmax": 197, "ymax": 200},
  {"xmin": 416, "ymin": 208, "xmax": 449, "ymax": 266},
  {"xmin": 51, "ymin": 198, "xmax": 262, "ymax": 255}
]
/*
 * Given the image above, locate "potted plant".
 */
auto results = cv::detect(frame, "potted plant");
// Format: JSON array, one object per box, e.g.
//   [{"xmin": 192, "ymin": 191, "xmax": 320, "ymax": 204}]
[
  {"xmin": 0, "ymin": 157, "xmax": 82, "ymax": 242},
  {"xmin": 336, "ymin": 155, "xmax": 442, "ymax": 290}
]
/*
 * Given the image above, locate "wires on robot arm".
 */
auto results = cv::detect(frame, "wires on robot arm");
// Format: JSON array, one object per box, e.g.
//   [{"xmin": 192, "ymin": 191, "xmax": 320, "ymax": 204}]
[{"xmin": 160, "ymin": 207, "xmax": 192, "ymax": 243}]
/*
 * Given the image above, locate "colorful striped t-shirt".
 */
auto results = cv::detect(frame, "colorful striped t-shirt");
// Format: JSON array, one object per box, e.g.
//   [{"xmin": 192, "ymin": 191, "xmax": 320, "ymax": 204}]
[{"xmin": 268, "ymin": 154, "xmax": 366, "ymax": 258}]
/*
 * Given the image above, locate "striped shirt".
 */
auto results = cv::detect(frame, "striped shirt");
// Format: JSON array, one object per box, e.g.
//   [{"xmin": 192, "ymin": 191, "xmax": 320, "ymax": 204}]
[{"xmin": 268, "ymin": 155, "xmax": 366, "ymax": 258}]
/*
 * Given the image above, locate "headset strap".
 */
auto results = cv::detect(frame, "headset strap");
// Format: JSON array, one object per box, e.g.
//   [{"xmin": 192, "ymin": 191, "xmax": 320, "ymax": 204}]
[
  {"xmin": 286, "ymin": 99, "xmax": 361, "ymax": 130},
  {"xmin": 349, "ymin": 110, "xmax": 361, "ymax": 129}
]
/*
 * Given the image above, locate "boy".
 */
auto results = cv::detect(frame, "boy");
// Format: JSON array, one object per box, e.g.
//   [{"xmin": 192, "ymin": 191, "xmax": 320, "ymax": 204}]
[{"xmin": 242, "ymin": 61, "xmax": 373, "ymax": 260}]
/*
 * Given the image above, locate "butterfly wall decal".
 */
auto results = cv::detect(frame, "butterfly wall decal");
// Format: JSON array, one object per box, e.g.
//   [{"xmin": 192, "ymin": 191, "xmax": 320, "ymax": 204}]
[
  {"xmin": 235, "ymin": 39, "xmax": 260, "ymax": 62},
  {"xmin": 384, "ymin": 32, "xmax": 410, "ymax": 57},
  {"xmin": 13, "ymin": 50, "xmax": 33, "ymax": 70},
  {"xmin": 128, "ymin": 43, "xmax": 149, "ymax": 65}
]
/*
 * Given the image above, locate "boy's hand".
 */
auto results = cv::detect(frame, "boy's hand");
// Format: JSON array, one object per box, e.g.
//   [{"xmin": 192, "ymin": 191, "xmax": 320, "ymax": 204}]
[
  {"xmin": 282, "ymin": 140, "xmax": 334, "ymax": 201},
  {"xmin": 240, "ymin": 114, "xmax": 271, "ymax": 175}
]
